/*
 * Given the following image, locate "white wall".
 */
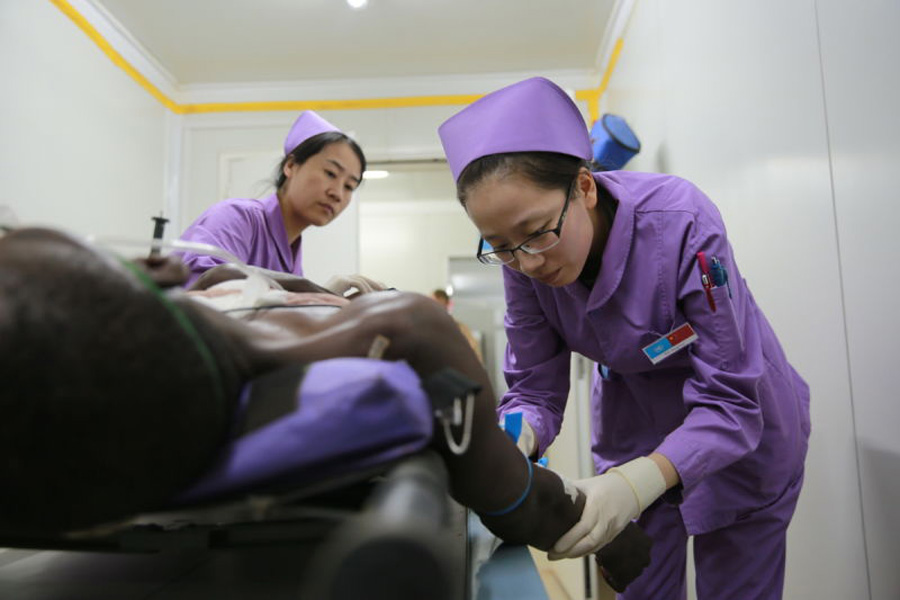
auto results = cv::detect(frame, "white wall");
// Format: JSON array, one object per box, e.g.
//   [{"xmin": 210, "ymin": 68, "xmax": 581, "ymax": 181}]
[
  {"xmin": 817, "ymin": 2, "xmax": 900, "ymax": 598},
  {"xmin": 606, "ymin": 0, "xmax": 897, "ymax": 598},
  {"xmin": 359, "ymin": 200, "xmax": 472, "ymax": 293},
  {"xmin": 357, "ymin": 163, "xmax": 470, "ymax": 295},
  {"xmin": 0, "ymin": 0, "xmax": 167, "ymax": 239}
]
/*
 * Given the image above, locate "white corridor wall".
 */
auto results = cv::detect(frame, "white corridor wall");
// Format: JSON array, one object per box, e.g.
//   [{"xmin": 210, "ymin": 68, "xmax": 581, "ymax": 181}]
[
  {"xmin": 0, "ymin": 0, "xmax": 167, "ymax": 239},
  {"xmin": 605, "ymin": 1, "xmax": 898, "ymax": 598},
  {"xmin": 817, "ymin": 1, "xmax": 900, "ymax": 598}
]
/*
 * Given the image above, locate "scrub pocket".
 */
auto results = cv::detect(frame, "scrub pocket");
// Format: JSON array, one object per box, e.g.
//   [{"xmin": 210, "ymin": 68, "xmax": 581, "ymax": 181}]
[{"xmin": 704, "ymin": 285, "xmax": 744, "ymax": 371}]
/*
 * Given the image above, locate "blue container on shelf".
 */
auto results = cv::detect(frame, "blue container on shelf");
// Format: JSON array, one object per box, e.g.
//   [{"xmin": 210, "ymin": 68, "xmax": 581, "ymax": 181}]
[{"xmin": 590, "ymin": 114, "xmax": 641, "ymax": 170}]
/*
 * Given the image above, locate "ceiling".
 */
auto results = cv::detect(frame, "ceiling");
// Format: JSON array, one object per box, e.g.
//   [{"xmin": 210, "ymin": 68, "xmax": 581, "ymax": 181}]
[{"xmin": 92, "ymin": 0, "xmax": 615, "ymax": 86}]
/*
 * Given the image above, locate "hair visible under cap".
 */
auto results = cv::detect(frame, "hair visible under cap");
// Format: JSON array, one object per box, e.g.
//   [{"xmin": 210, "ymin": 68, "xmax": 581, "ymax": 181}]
[
  {"xmin": 274, "ymin": 131, "xmax": 367, "ymax": 191},
  {"xmin": 456, "ymin": 152, "xmax": 589, "ymax": 207}
]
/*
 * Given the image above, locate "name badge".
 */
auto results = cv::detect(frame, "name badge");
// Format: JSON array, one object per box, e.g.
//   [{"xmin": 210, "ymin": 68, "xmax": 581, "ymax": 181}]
[{"xmin": 642, "ymin": 323, "xmax": 698, "ymax": 364}]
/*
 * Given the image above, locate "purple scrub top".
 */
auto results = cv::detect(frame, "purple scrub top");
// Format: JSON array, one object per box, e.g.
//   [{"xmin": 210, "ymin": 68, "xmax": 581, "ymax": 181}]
[
  {"xmin": 499, "ymin": 170, "xmax": 811, "ymax": 535},
  {"xmin": 178, "ymin": 194, "xmax": 302, "ymax": 286}
]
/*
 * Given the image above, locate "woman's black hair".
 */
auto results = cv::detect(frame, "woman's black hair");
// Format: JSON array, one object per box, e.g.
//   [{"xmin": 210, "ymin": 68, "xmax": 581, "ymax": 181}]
[
  {"xmin": 274, "ymin": 131, "xmax": 367, "ymax": 190},
  {"xmin": 456, "ymin": 152, "xmax": 590, "ymax": 207}
]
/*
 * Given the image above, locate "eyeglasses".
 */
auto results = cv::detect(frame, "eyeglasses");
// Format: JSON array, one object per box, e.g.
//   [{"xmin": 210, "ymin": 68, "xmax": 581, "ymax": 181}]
[{"xmin": 476, "ymin": 177, "xmax": 577, "ymax": 266}]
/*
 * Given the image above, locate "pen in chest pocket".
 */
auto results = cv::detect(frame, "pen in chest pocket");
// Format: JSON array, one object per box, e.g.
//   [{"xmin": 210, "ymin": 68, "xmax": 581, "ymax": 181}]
[
  {"xmin": 696, "ymin": 251, "xmax": 716, "ymax": 312},
  {"xmin": 709, "ymin": 256, "xmax": 732, "ymax": 298}
]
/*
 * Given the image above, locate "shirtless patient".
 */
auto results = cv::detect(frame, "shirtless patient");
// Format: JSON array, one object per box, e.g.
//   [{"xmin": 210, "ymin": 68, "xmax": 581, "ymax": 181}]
[{"xmin": 0, "ymin": 228, "xmax": 648, "ymax": 589}]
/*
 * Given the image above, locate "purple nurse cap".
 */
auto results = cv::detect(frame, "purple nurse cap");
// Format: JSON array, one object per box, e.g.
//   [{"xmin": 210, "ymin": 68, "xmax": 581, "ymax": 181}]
[
  {"xmin": 283, "ymin": 111, "xmax": 342, "ymax": 155},
  {"xmin": 438, "ymin": 77, "xmax": 592, "ymax": 181}
]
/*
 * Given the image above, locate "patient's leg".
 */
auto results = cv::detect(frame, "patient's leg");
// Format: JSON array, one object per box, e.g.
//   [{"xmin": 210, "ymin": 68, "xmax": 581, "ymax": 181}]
[{"xmin": 240, "ymin": 291, "xmax": 583, "ymax": 550}]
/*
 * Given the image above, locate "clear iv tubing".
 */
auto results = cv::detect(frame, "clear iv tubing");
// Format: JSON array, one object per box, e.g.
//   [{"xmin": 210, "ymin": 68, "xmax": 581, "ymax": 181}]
[
  {"xmin": 85, "ymin": 236, "xmax": 285, "ymax": 291},
  {"xmin": 441, "ymin": 392, "xmax": 474, "ymax": 455}
]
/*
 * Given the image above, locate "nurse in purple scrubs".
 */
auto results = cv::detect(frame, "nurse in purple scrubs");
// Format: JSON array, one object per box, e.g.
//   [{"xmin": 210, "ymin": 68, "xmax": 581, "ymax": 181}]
[
  {"xmin": 178, "ymin": 111, "xmax": 366, "ymax": 287},
  {"xmin": 438, "ymin": 78, "xmax": 810, "ymax": 599}
]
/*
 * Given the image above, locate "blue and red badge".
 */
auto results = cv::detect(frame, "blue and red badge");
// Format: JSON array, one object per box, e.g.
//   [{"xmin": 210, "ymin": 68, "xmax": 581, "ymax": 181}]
[{"xmin": 642, "ymin": 323, "xmax": 698, "ymax": 365}]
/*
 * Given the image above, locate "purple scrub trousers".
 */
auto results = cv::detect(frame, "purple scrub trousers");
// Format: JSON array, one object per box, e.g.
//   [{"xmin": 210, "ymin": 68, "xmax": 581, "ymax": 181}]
[{"xmin": 621, "ymin": 469, "xmax": 803, "ymax": 599}]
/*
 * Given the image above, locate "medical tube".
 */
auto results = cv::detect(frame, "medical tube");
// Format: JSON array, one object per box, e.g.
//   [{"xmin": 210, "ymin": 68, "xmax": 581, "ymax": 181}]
[{"xmin": 86, "ymin": 235, "xmax": 284, "ymax": 291}]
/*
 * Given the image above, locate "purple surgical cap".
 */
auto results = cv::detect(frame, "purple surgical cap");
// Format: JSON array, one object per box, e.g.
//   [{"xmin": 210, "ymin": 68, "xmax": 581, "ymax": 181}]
[
  {"xmin": 438, "ymin": 77, "xmax": 593, "ymax": 181},
  {"xmin": 283, "ymin": 111, "xmax": 342, "ymax": 156}
]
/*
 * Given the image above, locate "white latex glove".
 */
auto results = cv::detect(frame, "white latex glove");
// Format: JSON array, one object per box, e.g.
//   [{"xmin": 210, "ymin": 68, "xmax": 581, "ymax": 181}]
[
  {"xmin": 324, "ymin": 274, "xmax": 387, "ymax": 298},
  {"xmin": 548, "ymin": 456, "xmax": 666, "ymax": 560}
]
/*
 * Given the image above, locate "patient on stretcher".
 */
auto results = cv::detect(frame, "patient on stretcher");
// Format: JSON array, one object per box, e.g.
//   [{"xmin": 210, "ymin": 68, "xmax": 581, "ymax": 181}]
[{"xmin": 0, "ymin": 228, "xmax": 647, "ymax": 584}]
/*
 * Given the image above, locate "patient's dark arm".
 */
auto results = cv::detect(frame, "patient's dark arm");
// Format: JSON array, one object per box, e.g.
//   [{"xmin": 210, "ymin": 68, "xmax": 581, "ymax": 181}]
[
  {"xmin": 230, "ymin": 293, "xmax": 582, "ymax": 546},
  {"xmin": 191, "ymin": 292, "xmax": 651, "ymax": 590}
]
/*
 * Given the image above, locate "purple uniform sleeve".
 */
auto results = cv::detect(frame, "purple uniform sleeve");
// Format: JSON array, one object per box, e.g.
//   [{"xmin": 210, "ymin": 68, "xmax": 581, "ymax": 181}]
[
  {"xmin": 499, "ymin": 267, "xmax": 572, "ymax": 457},
  {"xmin": 179, "ymin": 202, "xmax": 256, "ymax": 286},
  {"xmin": 654, "ymin": 183, "xmax": 765, "ymax": 490}
]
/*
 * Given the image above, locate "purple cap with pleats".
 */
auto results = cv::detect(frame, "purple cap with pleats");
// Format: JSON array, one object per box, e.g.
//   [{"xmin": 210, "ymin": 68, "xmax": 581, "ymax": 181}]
[
  {"xmin": 283, "ymin": 110, "xmax": 342, "ymax": 155},
  {"xmin": 438, "ymin": 77, "xmax": 592, "ymax": 181}
]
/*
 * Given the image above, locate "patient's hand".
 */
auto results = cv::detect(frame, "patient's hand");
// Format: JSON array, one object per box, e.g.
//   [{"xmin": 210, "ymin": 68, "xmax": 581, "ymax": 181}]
[
  {"xmin": 133, "ymin": 255, "xmax": 189, "ymax": 288},
  {"xmin": 324, "ymin": 274, "xmax": 388, "ymax": 298}
]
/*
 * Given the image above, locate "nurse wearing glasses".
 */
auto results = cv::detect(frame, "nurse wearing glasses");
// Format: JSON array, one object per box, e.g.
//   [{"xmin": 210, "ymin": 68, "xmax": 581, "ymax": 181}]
[{"xmin": 439, "ymin": 78, "xmax": 810, "ymax": 599}]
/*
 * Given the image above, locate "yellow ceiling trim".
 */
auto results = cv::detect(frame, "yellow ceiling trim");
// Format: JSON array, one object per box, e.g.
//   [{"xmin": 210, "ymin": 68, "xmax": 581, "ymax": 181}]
[
  {"xmin": 597, "ymin": 38, "xmax": 625, "ymax": 98},
  {"xmin": 51, "ymin": 0, "xmax": 622, "ymax": 118},
  {"xmin": 50, "ymin": 0, "xmax": 181, "ymax": 113},
  {"xmin": 576, "ymin": 37, "xmax": 625, "ymax": 123},
  {"xmin": 178, "ymin": 94, "xmax": 485, "ymax": 115},
  {"xmin": 575, "ymin": 88, "xmax": 602, "ymax": 123}
]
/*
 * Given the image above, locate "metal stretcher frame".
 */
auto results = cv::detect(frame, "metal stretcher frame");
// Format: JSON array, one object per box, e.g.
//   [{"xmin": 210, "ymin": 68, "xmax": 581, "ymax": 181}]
[
  {"xmin": 0, "ymin": 460, "xmax": 552, "ymax": 600},
  {"xmin": 0, "ymin": 451, "xmax": 471, "ymax": 600}
]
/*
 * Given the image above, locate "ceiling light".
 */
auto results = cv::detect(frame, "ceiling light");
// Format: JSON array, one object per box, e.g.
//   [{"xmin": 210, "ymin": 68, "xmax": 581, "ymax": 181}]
[
  {"xmin": 363, "ymin": 170, "xmax": 389, "ymax": 180},
  {"xmin": 347, "ymin": 0, "xmax": 368, "ymax": 9}
]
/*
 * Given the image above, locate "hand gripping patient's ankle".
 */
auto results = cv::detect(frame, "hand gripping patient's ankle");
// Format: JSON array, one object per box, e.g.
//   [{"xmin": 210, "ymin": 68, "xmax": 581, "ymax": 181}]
[{"xmin": 477, "ymin": 463, "xmax": 654, "ymax": 593}]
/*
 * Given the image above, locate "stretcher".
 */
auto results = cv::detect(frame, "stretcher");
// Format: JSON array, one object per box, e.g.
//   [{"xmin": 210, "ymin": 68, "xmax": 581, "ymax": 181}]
[
  {"xmin": 0, "ymin": 354, "xmax": 647, "ymax": 597},
  {"xmin": 0, "ymin": 358, "xmax": 493, "ymax": 599}
]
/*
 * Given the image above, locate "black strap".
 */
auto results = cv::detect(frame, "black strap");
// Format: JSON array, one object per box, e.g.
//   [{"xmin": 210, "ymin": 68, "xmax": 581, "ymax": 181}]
[
  {"xmin": 421, "ymin": 368, "xmax": 482, "ymax": 413},
  {"xmin": 238, "ymin": 363, "xmax": 307, "ymax": 436}
]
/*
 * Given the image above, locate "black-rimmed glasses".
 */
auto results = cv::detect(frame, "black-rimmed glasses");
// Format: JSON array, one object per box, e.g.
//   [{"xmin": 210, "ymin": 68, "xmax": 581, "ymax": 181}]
[{"xmin": 476, "ymin": 177, "xmax": 577, "ymax": 266}]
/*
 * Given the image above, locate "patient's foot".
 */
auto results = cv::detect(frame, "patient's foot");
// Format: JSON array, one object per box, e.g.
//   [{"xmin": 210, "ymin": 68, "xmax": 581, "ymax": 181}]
[{"xmin": 596, "ymin": 522, "xmax": 653, "ymax": 593}]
